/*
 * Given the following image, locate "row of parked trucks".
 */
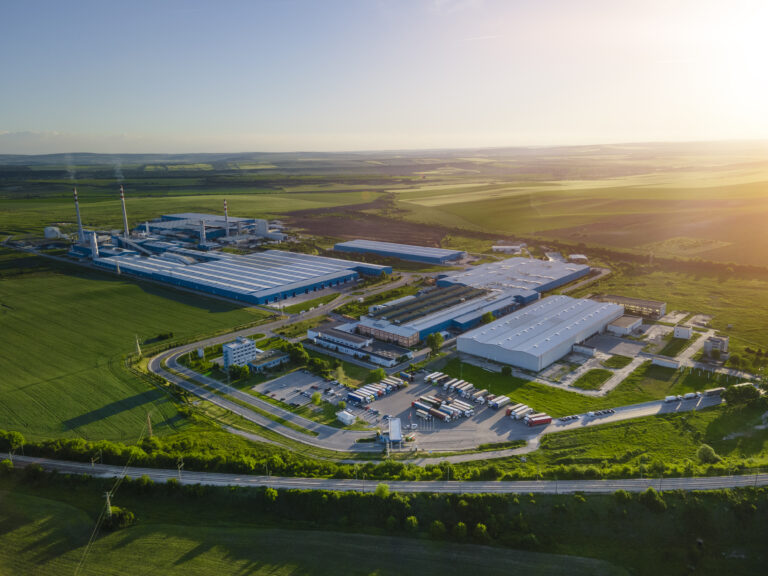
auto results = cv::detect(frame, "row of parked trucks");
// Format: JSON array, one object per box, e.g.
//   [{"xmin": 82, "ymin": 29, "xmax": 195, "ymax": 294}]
[
  {"xmin": 412, "ymin": 394, "xmax": 476, "ymax": 422},
  {"xmin": 505, "ymin": 403, "xmax": 552, "ymax": 427},
  {"xmin": 346, "ymin": 376, "xmax": 406, "ymax": 405},
  {"xmin": 424, "ymin": 372, "xmax": 512, "ymax": 409}
]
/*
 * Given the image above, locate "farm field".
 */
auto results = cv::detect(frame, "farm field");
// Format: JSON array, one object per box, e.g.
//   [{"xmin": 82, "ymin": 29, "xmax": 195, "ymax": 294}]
[
  {"xmin": 390, "ymin": 164, "xmax": 768, "ymax": 267},
  {"xmin": 0, "ymin": 249, "xmax": 268, "ymax": 442}
]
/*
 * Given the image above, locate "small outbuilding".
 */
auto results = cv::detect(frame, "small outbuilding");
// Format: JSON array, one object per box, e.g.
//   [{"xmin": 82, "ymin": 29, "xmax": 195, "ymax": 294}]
[
  {"xmin": 673, "ymin": 325, "xmax": 693, "ymax": 339},
  {"xmin": 336, "ymin": 410, "xmax": 356, "ymax": 426},
  {"xmin": 607, "ymin": 315, "xmax": 642, "ymax": 336}
]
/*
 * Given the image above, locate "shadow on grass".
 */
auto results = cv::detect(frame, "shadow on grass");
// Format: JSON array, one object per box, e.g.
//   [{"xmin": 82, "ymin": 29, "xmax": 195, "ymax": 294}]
[{"xmin": 63, "ymin": 390, "xmax": 167, "ymax": 431}]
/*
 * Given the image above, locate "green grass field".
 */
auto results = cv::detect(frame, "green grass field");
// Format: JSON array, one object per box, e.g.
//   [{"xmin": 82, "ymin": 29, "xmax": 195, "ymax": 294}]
[
  {"xmin": 572, "ymin": 369, "xmax": 613, "ymax": 390},
  {"xmin": 283, "ymin": 293, "xmax": 338, "ymax": 314},
  {"xmin": 601, "ymin": 355, "xmax": 633, "ymax": 369},
  {"xmin": 441, "ymin": 360, "xmax": 738, "ymax": 417},
  {"xmin": 658, "ymin": 332, "xmax": 700, "ymax": 357},
  {"xmin": 0, "ymin": 489, "xmax": 625, "ymax": 576},
  {"xmin": 0, "ymin": 249, "xmax": 269, "ymax": 442}
]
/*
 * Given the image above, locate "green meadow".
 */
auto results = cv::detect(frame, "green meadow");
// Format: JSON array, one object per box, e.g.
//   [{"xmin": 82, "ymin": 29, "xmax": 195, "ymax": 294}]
[{"xmin": 0, "ymin": 249, "xmax": 268, "ymax": 442}]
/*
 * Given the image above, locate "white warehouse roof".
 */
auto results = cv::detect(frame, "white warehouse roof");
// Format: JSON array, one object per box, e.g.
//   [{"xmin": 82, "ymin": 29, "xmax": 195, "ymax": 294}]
[{"xmin": 457, "ymin": 295, "xmax": 624, "ymax": 372}]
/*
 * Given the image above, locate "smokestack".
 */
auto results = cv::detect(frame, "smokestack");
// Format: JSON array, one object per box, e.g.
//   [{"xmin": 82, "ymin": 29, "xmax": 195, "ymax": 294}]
[
  {"xmin": 73, "ymin": 187, "xmax": 85, "ymax": 243},
  {"xmin": 200, "ymin": 219, "xmax": 206, "ymax": 244},
  {"xmin": 145, "ymin": 221, "xmax": 150, "ymax": 235},
  {"xmin": 119, "ymin": 185, "xmax": 130, "ymax": 238},
  {"xmin": 237, "ymin": 221, "xmax": 242, "ymax": 237},
  {"xmin": 90, "ymin": 232, "xmax": 100, "ymax": 259},
  {"xmin": 224, "ymin": 199, "xmax": 230, "ymax": 237}
]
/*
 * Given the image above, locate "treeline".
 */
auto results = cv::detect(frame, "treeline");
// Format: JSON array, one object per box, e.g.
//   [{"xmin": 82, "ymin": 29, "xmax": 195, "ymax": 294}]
[
  {"xmin": 2, "ymin": 461, "xmax": 766, "ymax": 555},
  {"xmin": 2, "ymin": 427, "xmax": 766, "ymax": 483}
]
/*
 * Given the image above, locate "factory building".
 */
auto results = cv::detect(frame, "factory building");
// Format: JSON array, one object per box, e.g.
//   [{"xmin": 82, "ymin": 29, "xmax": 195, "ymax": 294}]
[
  {"xmin": 593, "ymin": 295, "xmax": 666, "ymax": 319},
  {"xmin": 307, "ymin": 324, "xmax": 412, "ymax": 367},
  {"xmin": 437, "ymin": 258, "xmax": 590, "ymax": 293},
  {"xmin": 142, "ymin": 212, "xmax": 285, "ymax": 244},
  {"xmin": 356, "ymin": 284, "xmax": 537, "ymax": 346},
  {"xmin": 334, "ymin": 239, "xmax": 467, "ymax": 265},
  {"xmin": 93, "ymin": 247, "xmax": 390, "ymax": 305},
  {"xmin": 248, "ymin": 350, "xmax": 290, "ymax": 373},
  {"xmin": 223, "ymin": 337, "xmax": 260, "ymax": 367},
  {"xmin": 457, "ymin": 295, "xmax": 624, "ymax": 372},
  {"xmin": 606, "ymin": 315, "xmax": 642, "ymax": 336}
]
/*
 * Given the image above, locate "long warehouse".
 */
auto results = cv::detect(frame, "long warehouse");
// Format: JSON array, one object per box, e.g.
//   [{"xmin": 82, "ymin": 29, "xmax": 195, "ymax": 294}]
[
  {"xmin": 334, "ymin": 239, "xmax": 467, "ymax": 265},
  {"xmin": 93, "ymin": 248, "xmax": 390, "ymax": 305},
  {"xmin": 437, "ymin": 258, "xmax": 589, "ymax": 293},
  {"xmin": 457, "ymin": 295, "xmax": 624, "ymax": 372}
]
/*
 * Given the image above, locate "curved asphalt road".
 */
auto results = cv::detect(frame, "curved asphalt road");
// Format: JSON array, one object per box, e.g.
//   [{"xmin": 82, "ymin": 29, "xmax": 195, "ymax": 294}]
[{"xmin": 3, "ymin": 453, "xmax": 766, "ymax": 494}]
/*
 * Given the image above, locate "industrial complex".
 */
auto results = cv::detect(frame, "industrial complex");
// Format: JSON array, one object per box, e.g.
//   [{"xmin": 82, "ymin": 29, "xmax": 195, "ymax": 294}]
[{"xmin": 437, "ymin": 258, "xmax": 590, "ymax": 292}]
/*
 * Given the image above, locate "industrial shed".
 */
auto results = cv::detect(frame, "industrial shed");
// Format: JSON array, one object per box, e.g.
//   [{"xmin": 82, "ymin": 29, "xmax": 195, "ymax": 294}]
[
  {"xmin": 437, "ymin": 257, "xmax": 589, "ymax": 293},
  {"xmin": 93, "ymin": 248, "xmax": 390, "ymax": 305},
  {"xmin": 457, "ymin": 295, "xmax": 624, "ymax": 372},
  {"xmin": 334, "ymin": 239, "xmax": 467, "ymax": 265}
]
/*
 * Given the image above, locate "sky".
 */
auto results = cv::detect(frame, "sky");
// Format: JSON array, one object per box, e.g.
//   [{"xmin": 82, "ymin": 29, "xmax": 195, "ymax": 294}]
[{"xmin": 1, "ymin": 0, "xmax": 767, "ymax": 154}]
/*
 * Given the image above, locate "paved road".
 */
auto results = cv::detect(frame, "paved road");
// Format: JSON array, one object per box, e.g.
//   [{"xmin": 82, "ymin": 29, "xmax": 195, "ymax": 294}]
[{"xmin": 4, "ymin": 453, "xmax": 766, "ymax": 494}]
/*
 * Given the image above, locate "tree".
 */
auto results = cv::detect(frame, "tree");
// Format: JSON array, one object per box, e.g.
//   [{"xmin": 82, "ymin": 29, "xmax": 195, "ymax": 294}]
[
  {"xmin": 452, "ymin": 521, "xmax": 467, "ymax": 541},
  {"xmin": 334, "ymin": 365, "xmax": 346, "ymax": 383},
  {"xmin": 366, "ymin": 367, "xmax": 387, "ymax": 383},
  {"xmin": 103, "ymin": 506, "xmax": 136, "ymax": 530},
  {"xmin": 697, "ymin": 443, "xmax": 722, "ymax": 464},
  {"xmin": 426, "ymin": 332, "xmax": 444, "ymax": 356},
  {"xmin": 723, "ymin": 384, "xmax": 760, "ymax": 405},
  {"xmin": 311, "ymin": 391, "xmax": 322, "ymax": 405},
  {"xmin": 481, "ymin": 311, "xmax": 495, "ymax": 324},
  {"xmin": 501, "ymin": 366, "xmax": 512, "ymax": 377},
  {"xmin": 0, "ymin": 459, "xmax": 13, "ymax": 475},
  {"xmin": 429, "ymin": 520, "xmax": 447, "ymax": 539},
  {"xmin": 405, "ymin": 515, "xmax": 419, "ymax": 532},
  {"xmin": 338, "ymin": 400, "xmax": 346, "ymax": 410},
  {"xmin": 473, "ymin": 523, "xmax": 490, "ymax": 543},
  {"xmin": 374, "ymin": 483, "xmax": 390, "ymax": 498},
  {"xmin": 638, "ymin": 487, "xmax": 667, "ymax": 513},
  {"xmin": 265, "ymin": 487, "xmax": 278, "ymax": 503}
]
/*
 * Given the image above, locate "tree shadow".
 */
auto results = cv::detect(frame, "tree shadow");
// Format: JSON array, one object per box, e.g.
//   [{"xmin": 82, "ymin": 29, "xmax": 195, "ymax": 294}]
[{"xmin": 62, "ymin": 390, "xmax": 165, "ymax": 431}]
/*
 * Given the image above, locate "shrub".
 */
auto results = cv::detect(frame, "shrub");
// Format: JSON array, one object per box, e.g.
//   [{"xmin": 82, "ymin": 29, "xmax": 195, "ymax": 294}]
[
  {"xmin": 453, "ymin": 521, "xmax": 467, "ymax": 541},
  {"xmin": 0, "ymin": 459, "xmax": 13, "ymax": 475},
  {"xmin": 374, "ymin": 483, "xmax": 390, "ymax": 498},
  {"xmin": 104, "ymin": 506, "xmax": 136, "ymax": 530},
  {"xmin": 405, "ymin": 515, "xmax": 419, "ymax": 532},
  {"xmin": 473, "ymin": 523, "xmax": 490, "ymax": 543},
  {"xmin": 697, "ymin": 444, "xmax": 722, "ymax": 464},
  {"xmin": 501, "ymin": 366, "xmax": 512, "ymax": 377},
  {"xmin": 265, "ymin": 487, "xmax": 278, "ymax": 503},
  {"xmin": 429, "ymin": 520, "xmax": 447, "ymax": 539},
  {"xmin": 614, "ymin": 489, "xmax": 632, "ymax": 503},
  {"xmin": 638, "ymin": 487, "xmax": 667, "ymax": 513}
]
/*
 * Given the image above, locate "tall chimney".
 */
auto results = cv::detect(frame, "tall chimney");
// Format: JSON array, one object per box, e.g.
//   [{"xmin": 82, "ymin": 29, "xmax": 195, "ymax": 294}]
[
  {"xmin": 145, "ymin": 221, "xmax": 150, "ymax": 235},
  {"xmin": 73, "ymin": 187, "xmax": 85, "ymax": 243},
  {"xmin": 224, "ymin": 199, "xmax": 230, "ymax": 237},
  {"xmin": 200, "ymin": 220, "xmax": 206, "ymax": 244},
  {"xmin": 119, "ymin": 185, "xmax": 130, "ymax": 238},
  {"xmin": 90, "ymin": 232, "xmax": 100, "ymax": 259}
]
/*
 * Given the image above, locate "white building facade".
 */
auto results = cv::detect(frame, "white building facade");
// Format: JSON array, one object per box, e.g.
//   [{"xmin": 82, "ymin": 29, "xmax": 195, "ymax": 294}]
[{"xmin": 222, "ymin": 337, "xmax": 260, "ymax": 367}]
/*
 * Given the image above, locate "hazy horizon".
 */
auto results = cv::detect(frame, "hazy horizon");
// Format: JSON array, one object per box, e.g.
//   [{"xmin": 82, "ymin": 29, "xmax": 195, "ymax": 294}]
[{"xmin": 2, "ymin": 0, "xmax": 767, "ymax": 154}]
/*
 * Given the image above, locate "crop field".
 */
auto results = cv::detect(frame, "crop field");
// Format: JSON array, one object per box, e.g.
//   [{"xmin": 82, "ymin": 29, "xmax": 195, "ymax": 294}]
[
  {"xmin": 0, "ymin": 249, "xmax": 268, "ymax": 442},
  {"xmin": 389, "ymin": 161, "xmax": 768, "ymax": 267}
]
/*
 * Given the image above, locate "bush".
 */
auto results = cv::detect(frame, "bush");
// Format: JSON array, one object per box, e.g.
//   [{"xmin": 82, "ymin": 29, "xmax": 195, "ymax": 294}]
[
  {"xmin": 501, "ymin": 366, "xmax": 512, "ymax": 377},
  {"xmin": 473, "ymin": 523, "xmax": 490, "ymax": 543},
  {"xmin": 374, "ymin": 483, "xmax": 390, "ymax": 498},
  {"xmin": 430, "ymin": 520, "xmax": 447, "ymax": 539},
  {"xmin": 453, "ymin": 521, "xmax": 467, "ymax": 541},
  {"xmin": 366, "ymin": 368, "xmax": 387, "ymax": 383},
  {"xmin": 697, "ymin": 444, "xmax": 722, "ymax": 464},
  {"xmin": 614, "ymin": 489, "xmax": 632, "ymax": 504},
  {"xmin": 104, "ymin": 506, "xmax": 136, "ymax": 530},
  {"xmin": 265, "ymin": 487, "xmax": 278, "ymax": 503},
  {"xmin": 638, "ymin": 487, "xmax": 667, "ymax": 513},
  {"xmin": 0, "ymin": 459, "xmax": 13, "ymax": 475},
  {"xmin": 405, "ymin": 515, "xmax": 419, "ymax": 532},
  {"xmin": 723, "ymin": 384, "xmax": 760, "ymax": 405}
]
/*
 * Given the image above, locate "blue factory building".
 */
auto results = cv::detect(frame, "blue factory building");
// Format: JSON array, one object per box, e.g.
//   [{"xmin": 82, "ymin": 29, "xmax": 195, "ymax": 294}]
[
  {"xmin": 334, "ymin": 239, "xmax": 467, "ymax": 265},
  {"xmin": 92, "ymin": 246, "xmax": 390, "ymax": 306}
]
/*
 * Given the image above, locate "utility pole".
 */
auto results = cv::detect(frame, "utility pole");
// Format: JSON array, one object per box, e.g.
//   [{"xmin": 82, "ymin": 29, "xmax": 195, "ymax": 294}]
[
  {"xmin": 135, "ymin": 335, "xmax": 142, "ymax": 357},
  {"xmin": 147, "ymin": 412, "xmax": 153, "ymax": 438},
  {"xmin": 177, "ymin": 456, "xmax": 184, "ymax": 480},
  {"xmin": 105, "ymin": 492, "xmax": 112, "ymax": 517}
]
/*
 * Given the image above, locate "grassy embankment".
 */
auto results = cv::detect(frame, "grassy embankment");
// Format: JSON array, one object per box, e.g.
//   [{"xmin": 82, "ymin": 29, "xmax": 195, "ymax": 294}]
[
  {"xmin": 572, "ymin": 369, "xmax": 613, "ymax": 390},
  {"xmin": 2, "ymin": 469, "xmax": 768, "ymax": 576}
]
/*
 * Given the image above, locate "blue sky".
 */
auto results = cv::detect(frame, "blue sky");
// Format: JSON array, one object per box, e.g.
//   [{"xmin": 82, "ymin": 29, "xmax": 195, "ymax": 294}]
[{"xmin": 1, "ymin": 0, "xmax": 766, "ymax": 153}]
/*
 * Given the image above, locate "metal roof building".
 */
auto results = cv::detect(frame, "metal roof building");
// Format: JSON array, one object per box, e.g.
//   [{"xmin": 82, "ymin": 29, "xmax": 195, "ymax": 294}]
[
  {"xmin": 437, "ymin": 258, "xmax": 590, "ymax": 293},
  {"xmin": 93, "ymin": 248, "xmax": 390, "ymax": 305},
  {"xmin": 457, "ymin": 295, "xmax": 624, "ymax": 372},
  {"xmin": 334, "ymin": 239, "xmax": 467, "ymax": 265}
]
